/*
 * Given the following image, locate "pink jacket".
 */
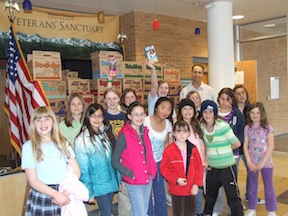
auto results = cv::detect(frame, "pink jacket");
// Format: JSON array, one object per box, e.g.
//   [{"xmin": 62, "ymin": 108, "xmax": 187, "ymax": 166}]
[
  {"xmin": 120, "ymin": 123, "xmax": 157, "ymax": 184},
  {"xmin": 59, "ymin": 166, "xmax": 89, "ymax": 216}
]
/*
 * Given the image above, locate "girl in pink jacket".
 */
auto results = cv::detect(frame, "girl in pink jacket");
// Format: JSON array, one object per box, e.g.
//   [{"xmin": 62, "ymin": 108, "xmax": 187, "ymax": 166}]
[{"xmin": 112, "ymin": 102, "xmax": 157, "ymax": 216}]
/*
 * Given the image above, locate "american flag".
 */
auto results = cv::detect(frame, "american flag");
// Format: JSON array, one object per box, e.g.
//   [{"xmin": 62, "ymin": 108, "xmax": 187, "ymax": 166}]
[{"xmin": 4, "ymin": 23, "xmax": 49, "ymax": 156}]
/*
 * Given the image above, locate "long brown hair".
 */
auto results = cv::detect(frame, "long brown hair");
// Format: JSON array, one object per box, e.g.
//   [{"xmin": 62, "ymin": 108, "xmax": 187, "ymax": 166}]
[
  {"xmin": 78, "ymin": 103, "xmax": 116, "ymax": 150},
  {"xmin": 30, "ymin": 106, "xmax": 71, "ymax": 162},
  {"xmin": 246, "ymin": 102, "xmax": 269, "ymax": 129},
  {"xmin": 120, "ymin": 88, "xmax": 138, "ymax": 110},
  {"xmin": 177, "ymin": 104, "xmax": 203, "ymax": 139},
  {"xmin": 64, "ymin": 93, "xmax": 85, "ymax": 127}
]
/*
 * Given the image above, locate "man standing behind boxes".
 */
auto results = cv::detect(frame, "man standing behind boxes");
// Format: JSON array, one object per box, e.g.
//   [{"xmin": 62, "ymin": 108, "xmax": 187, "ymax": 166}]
[{"xmin": 180, "ymin": 64, "xmax": 215, "ymax": 102}]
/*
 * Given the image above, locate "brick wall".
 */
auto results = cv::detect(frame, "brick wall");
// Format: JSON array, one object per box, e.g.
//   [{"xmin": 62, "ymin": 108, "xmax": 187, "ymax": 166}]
[
  {"xmin": 120, "ymin": 11, "xmax": 208, "ymax": 79},
  {"xmin": 120, "ymin": 11, "xmax": 288, "ymax": 136}
]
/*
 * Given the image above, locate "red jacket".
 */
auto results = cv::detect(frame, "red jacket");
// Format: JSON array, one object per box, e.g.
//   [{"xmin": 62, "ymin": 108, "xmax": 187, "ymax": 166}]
[
  {"xmin": 120, "ymin": 122, "xmax": 157, "ymax": 185},
  {"xmin": 160, "ymin": 141, "xmax": 203, "ymax": 196}
]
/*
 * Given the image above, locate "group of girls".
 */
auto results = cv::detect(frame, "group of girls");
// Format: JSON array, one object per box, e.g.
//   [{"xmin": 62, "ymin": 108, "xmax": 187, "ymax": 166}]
[{"xmin": 21, "ymin": 63, "xmax": 277, "ymax": 216}]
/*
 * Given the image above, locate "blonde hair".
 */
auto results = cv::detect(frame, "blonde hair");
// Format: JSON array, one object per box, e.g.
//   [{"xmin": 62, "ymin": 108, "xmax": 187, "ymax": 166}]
[
  {"xmin": 30, "ymin": 106, "xmax": 71, "ymax": 162},
  {"xmin": 104, "ymin": 88, "xmax": 121, "ymax": 98}
]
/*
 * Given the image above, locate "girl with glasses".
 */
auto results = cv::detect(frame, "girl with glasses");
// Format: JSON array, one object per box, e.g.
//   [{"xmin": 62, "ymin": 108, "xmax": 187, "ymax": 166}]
[
  {"xmin": 74, "ymin": 103, "xmax": 119, "ymax": 216},
  {"xmin": 112, "ymin": 102, "xmax": 157, "ymax": 216}
]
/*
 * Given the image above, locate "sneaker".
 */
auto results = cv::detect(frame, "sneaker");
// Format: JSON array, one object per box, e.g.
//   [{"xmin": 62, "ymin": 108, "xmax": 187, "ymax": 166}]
[
  {"xmin": 267, "ymin": 211, "xmax": 276, "ymax": 216},
  {"xmin": 245, "ymin": 209, "xmax": 256, "ymax": 216},
  {"xmin": 257, "ymin": 198, "xmax": 265, "ymax": 205},
  {"xmin": 165, "ymin": 194, "xmax": 172, "ymax": 206},
  {"xmin": 212, "ymin": 213, "xmax": 221, "ymax": 216},
  {"xmin": 245, "ymin": 198, "xmax": 265, "ymax": 205}
]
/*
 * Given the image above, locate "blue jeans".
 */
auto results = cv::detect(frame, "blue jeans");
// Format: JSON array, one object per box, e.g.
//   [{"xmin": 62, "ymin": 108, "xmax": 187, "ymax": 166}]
[
  {"xmin": 126, "ymin": 178, "xmax": 153, "ymax": 216},
  {"xmin": 148, "ymin": 161, "xmax": 168, "ymax": 216},
  {"xmin": 118, "ymin": 182, "xmax": 131, "ymax": 215},
  {"xmin": 195, "ymin": 187, "xmax": 203, "ymax": 214},
  {"xmin": 95, "ymin": 192, "xmax": 114, "ymax": 216}
]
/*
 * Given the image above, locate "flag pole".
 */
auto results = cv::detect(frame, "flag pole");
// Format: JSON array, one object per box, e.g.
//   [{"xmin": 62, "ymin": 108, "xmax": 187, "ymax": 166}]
[
  {"xmin": 3, "ymin": 0, "xmax": 20, "ymax": 169},
  {"xmin": 4, "ymin": 0, "xmax": 49, "ymax": 169},
  {"xmin": 3, "ymin": 0, "xmax": 20, "ymax": 22}
]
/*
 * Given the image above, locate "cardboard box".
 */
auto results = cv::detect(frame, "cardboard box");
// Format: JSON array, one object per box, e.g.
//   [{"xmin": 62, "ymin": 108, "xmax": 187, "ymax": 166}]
[
  {"xmin": 29, "ymin": 51, "xmax": 62, "ymax": 80},
  {"xmin": 143, "ymin": 79, "xmax": 152, "ymax": 93},
  {"xmin": 122, "ymin": 61, "xmax": 144, "ymax": 78},
  {"xmin": 136, "ymin": 93, "xmax": 144, "ymax": 104},
  {"xmin": 122, "ymin": 78, "xmax": 143, "ymax": 94},
  {"xmin": 96, "ymin": 97, "xmax": 107, "ymax": 110},
  {"xmin": 91, "ymin": 51, "xmax": 123, "ymax": 79},
  {"xmin": 41, "ymin": 81, "xmax": 66, "ymax": 99},
  {"xmin": 55, "ymin": 115, "xmax": 65, "ymax": 123},
  {"xmin": 163, "ymin": 68, "xmax": 181, "ymax": 84},
  {"xmin": 67, "ymin": 78, "xmax": 90, "ymax": 95},
  {"xmin": 168, "ymin": 84, "xmax": 182, "ymax": 96},
  {"xmin": 91, "ymin": 51, "xmax": 123, "ymax": 59},
  {"xmin": 62, "ymin": 70, "xmax": 78, "ymax": 80},
  {"xmin": 144, "ymin": 64, "xmax": 163, "ymax": 79},
  {"xmin": 90, "ymin": 79, "xmax": 122, "ymax": 97},
  {"xmin": 49, "ymin": 98, "xmax": 67, "ymax": 116},
  {"xmin": 82, "ymin": 94, "xmax": 95, "ymax": 106}
]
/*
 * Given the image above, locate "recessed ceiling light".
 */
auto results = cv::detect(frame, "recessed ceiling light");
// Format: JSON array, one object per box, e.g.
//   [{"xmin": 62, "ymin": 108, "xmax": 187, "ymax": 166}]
[
  {"xmin": 232, "ymin": 15, "xmax": 244, "ymax": 20},
  {"xmin": 264, "ymin": 24, "xmax": 276, "ymax": 28}
]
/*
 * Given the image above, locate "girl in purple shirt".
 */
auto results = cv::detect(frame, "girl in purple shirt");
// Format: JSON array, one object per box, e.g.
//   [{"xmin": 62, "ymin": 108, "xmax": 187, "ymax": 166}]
[{"xmin": 243, "ymin": 102, "xmax": 277, "ymax": 216}]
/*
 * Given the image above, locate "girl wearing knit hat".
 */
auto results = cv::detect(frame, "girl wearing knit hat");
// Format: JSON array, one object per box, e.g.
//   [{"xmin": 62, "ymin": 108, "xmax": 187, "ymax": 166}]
[
  {"xmin": 200, "ymin": 100, "xmax": 244, "ymax": 216},
  {"xmin": 178, "ymin": 99, "xmax": 207, "ymax": 216}
]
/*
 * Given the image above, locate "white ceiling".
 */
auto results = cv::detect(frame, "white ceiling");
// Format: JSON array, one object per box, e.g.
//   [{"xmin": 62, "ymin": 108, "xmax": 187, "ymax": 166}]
[{"xmin": 10, "ymin": 0, "xmax": 287, "ymax": 26}]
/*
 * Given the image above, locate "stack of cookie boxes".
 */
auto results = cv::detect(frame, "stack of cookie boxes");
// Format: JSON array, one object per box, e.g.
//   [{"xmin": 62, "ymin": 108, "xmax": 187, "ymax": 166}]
[
  {"xmin": 142, "ymin": 66, "xmax": 182, "ymax": 112},
  {"xmin": 90, "ymin": 51, "xmax": 181, "ymax": 112},
  {"xmin": 28, "ymin": 51, "xmax": 94, "ymax": 122}
]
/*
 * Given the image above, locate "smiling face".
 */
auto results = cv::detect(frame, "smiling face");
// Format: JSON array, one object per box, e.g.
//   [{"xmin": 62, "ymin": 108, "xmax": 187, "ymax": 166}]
[
  {"xmin": 34, "ymin": 115, "xmax": 53, "ymax": 139},
  {"xmin": 104, "ymin": 91, "xmax": 120, "ymax": 110},
  {"xmin": 202, "ymin": 109, "xmax": 215, "ymax": 126},
  {"xmin": 155, "ymin": 101, "xmax": 172, "ymax": 120},
  {"xmin": 128, "ymin": 105, "xmax": 146, "ymax": 129},
  {"xmin": 157, "ymin": 82, "xmax": 169, "ymax": 97},
  {"xmin": 173, "ymin": 125, "xmax": 190, "ymax": 143},
  {"xmin": 70, "ymin": 96, "xmax": 84, "ymax": 117},
  {"xmin": 124, "ymin": 91, "xmax": 137, "ymax": 107},
  {"xmin": 189, "ymin": 92, "xmax": 201, "ymax": 109},
  {"xmin": 249, "ymin": 107, "xmax": 261, "ymax": 125},
  {"xmin": 181, "ymin": 105, "xmax": 195, "ymax": 121},
  {"xmin": 192, "ymin": 66, "xmax": 204, "ymax": 83},
  {"xmin": 89, "ymin": 109, "xmax": 104, "ymax": 132}
]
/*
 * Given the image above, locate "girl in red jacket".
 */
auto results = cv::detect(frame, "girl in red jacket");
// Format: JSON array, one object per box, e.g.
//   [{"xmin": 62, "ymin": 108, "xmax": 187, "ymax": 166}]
[{"xmin": 160, "ymin": 120, "xmax": 203, "ymax": 216}]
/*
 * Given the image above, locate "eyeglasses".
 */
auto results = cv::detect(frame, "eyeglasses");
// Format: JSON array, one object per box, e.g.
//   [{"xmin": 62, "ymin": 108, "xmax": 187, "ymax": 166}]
[
  {"xmin": 130, "ymin": 113, "xmax": 146, "ymax": 118},
  {"xmin": 90, "ymin": 114, "xmax": 103, "ymax": 119}
]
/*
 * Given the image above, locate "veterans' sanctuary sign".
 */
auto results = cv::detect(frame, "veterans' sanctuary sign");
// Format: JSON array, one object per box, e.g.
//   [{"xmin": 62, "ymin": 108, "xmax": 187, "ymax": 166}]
[{"xmin": 0, "ymin": 2, "xmax": 119, "ymax": 43}]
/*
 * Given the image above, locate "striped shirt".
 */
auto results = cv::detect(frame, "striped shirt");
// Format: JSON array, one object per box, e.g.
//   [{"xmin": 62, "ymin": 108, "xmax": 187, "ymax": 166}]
[{"xmin": 201, "ymin": 120, "xmax": 239, "ymax": 168}]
